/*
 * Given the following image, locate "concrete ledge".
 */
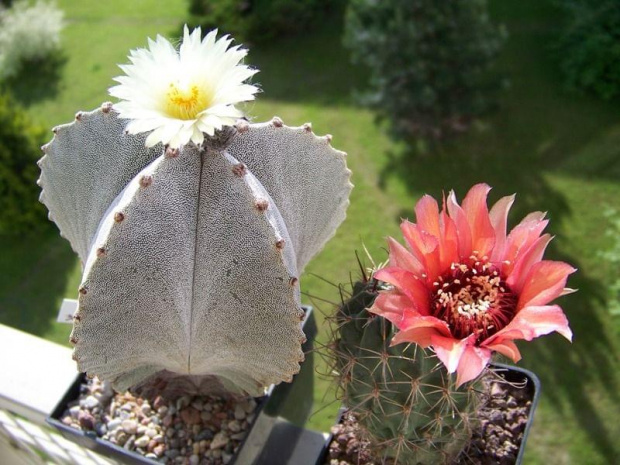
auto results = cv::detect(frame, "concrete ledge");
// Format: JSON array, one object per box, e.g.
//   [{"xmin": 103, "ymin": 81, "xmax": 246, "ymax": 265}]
[{"xmin": 0, "ymin": 324, "xmax": 78, "ymax": 424}]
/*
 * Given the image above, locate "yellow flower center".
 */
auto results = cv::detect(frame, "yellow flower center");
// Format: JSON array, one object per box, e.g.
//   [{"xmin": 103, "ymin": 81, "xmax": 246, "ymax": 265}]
[{"xmin": 165, "ymin": 82, "xmax": 212, "ymax": 120}]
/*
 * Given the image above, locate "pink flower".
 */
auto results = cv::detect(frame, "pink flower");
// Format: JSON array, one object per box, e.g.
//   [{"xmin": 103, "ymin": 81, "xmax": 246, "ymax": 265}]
[{"xmin": 369, "ymin": 184, "xmax": 575, "ymax": 386}]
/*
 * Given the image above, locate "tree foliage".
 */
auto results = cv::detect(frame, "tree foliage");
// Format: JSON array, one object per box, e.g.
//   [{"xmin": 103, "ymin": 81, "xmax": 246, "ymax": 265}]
[
  {"xmin": 555, "ymin": 0, "xmax": 620, "ymax": 100},
  {"xmin": 188, "ymin": 0, "xmax": 330, "ymax": 44},
  {"xmin": 0, "ymin": 90, "xmax": 49, "ymax": 234},
  {"xmin": 344, "ymin": 0, "xmax": 506, "ymax": 140}
]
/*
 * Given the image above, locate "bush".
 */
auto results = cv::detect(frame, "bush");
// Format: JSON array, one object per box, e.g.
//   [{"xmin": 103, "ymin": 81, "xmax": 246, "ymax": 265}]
[
  {"xmin": 555, "ymin": 0, "xmax": 620, "ymax": 100},
  {"xmin": 0, "ymin": 90, "xmax": 49, "ymax": 234},
  {"xmin": 188, "ymin": 0, "xmax": 329, "ymax": 43},
  {"xmin": 343, "ymin": 0, "xmax": 506, "ymax": 141},
  {"xmin": 0, "ymin": 0, "xmax": 64, "ymax": 80}
]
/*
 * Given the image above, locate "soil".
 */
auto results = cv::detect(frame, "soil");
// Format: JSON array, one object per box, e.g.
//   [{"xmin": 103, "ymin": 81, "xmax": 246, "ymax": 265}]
[
  {"xmin": 325, "ymin": 373, "xmax": 534, "ymax": 465},
  {"xmin": 58, "ymin": 376, "xmax": 258, "ymax": 464}
]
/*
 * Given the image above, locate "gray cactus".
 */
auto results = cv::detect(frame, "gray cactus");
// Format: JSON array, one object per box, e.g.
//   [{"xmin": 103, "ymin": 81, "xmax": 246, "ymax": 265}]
[{"xmin": 38, "ymin": 104, "xmax": 352, "ymax": 397}]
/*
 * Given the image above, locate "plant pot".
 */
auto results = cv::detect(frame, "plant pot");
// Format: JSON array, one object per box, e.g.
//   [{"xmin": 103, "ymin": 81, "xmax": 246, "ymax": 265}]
[
  {"xmin": 47, "ymin": 306, "xmax": 323, "ymax": 465},
  {"xmin": 319, "ymin": 363, "xmax": 541, "ymax": 465}
]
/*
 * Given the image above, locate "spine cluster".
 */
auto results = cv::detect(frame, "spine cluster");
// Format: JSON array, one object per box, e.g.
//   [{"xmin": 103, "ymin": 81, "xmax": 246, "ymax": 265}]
[{"xmin": 330, "ymin": 277, "xmax": 480, "ymax": 464}]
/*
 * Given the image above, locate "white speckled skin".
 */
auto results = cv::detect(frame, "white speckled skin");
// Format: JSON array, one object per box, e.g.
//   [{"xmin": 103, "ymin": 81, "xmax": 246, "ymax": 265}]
[
  {"xmin": 228, "ymin": 120, "xmax": 352, "ymax": 273},
  {"xmin": 39, "ymin": 104, "xmax": 160, "ymax": 263},
  {"xmin": 38, "ymin": 106, "xmax": 352, "ymax": 396}
]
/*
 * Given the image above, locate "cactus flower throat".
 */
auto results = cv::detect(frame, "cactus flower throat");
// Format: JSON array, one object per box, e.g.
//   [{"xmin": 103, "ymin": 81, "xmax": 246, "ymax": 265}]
[
  {"xmin": 165, "ymin": 83, "xmax": 213, "ymax": 121},
  {"xmin": 433, "ymin": 256, "xmax": 518, "ymax": 342},
  {"xmin": 370, "ymin": 184, "xmax": 575, "ymax": 386}
]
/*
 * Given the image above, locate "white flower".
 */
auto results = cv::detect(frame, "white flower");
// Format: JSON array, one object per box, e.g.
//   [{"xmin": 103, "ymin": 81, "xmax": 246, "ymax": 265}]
[{"xmin": 109, "ymin": 26, "xmax": 259, "ymax": 148}]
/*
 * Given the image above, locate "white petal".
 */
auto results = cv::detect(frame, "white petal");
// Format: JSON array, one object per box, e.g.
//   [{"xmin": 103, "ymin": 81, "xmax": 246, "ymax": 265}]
[{"xmin": 109, "ymin": 26, "xmax": 258, "ymax": 147}]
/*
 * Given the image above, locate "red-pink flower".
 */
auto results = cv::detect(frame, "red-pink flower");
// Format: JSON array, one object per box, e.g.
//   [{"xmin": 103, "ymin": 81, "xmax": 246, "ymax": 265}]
[{"xmin": 369, "ymin": 184, "xmax": 575, "ymax": 386}]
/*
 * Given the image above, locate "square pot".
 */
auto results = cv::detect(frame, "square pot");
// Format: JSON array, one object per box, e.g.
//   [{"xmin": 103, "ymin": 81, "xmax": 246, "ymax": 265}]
[
  {"xmin": 47, "ymin": 306, "xmax": 320, "ymax": 465},
  {"xmin": 319, "ymin": 363, "xmax": 541, "ymax": 465}
]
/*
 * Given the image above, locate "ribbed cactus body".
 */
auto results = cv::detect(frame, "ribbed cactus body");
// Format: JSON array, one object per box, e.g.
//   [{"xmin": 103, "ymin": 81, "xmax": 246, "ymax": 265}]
[
  {"xmin": 38, "ymin": 105, "xmax": 352, "ymax": 397},
  {"xmin": 334, "ymin": 279, "xmax": 479, "ymax": 464}
]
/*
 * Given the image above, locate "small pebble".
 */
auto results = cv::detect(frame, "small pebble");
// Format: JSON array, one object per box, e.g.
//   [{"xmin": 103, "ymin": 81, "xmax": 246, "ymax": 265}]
[
  {"xmin": 196, "ymin": 429, "xmax": 213, "ymax": 441},
  {"xmin": 153, "ymin": 444, "xmax": 166, "ymax": 457},
  {"xmin": 234, "ymin": 405, "xmax": 246, "ymax": 421},
  {"xmin": 69, "ymin": 405, "xmax": 81, "ymax": 418},
  {"xmin": 210, "ymin": 431, "xmax": 228, "ymax": 450},
  {"xmin": 107, "ymin": 418, "xmax": 122, "ymax": 431},
  {"xmin": 180, "ymin": 407, "xmax": 201, "ymax": 425},
  {"xmin": 176, "ymin": 396, "xmax": 191, "ymax": 411},
  {"xmin": 78, "ymin": 411, "xmax": 95, "ymax": 430},
  {"xmin": 121, "ymin": 419, "xmax": 138, "ymax": 435},
  {"xmin": 134, "ymin": 435, "xmax": 150, "ymax": 448},
  {"xmin": 80, "ymin": 395, "xmax": 100, "ymax": 410},
  {"xmin": 115, "ymin": 431, "xmax": 128, "ymax": 446}
]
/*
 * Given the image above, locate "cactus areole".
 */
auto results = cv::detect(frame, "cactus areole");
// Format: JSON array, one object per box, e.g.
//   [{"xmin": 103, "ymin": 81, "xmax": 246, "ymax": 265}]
[{"xmin": 37, "ymin": 28, "xmax": 352, "ymax": 398}]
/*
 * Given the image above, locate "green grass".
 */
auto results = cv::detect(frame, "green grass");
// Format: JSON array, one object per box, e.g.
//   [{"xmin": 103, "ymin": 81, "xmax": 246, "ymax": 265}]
[{"xmin": 1, "ymin": 0, "xmax": 619, "ymax": 463}]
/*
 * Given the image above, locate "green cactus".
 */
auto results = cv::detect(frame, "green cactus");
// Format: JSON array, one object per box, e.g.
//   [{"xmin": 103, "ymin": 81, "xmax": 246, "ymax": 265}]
[
  {"xmin": 331, "ymin": 275, "xmax": 480, "ymax": 464},
  {"xmin": 38, "ymin": 105, "xmax": 352, "ymax": 398}
]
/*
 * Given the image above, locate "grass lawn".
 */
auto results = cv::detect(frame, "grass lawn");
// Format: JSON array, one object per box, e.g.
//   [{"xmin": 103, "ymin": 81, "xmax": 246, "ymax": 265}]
[{"xmin": 1, "ymin": 0, "xmax": 619, "ymax": 463}]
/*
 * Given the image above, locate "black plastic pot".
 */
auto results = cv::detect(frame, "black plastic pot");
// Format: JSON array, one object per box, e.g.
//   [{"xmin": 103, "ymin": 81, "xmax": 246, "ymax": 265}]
[
  {"xmin": 47, "ymin": 306, "xmax": 323, "ymax": 465},
  {"xmin": 317, "ymin": 363, "xmax": 541, "ymax": 465}
]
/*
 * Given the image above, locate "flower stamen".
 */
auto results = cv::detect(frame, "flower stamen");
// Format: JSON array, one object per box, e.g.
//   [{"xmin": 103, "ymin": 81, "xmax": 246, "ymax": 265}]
[
  {"xmin": 432, "ymin": 258, "xmax": 517, "ymax": 341},
  {"xmin": 165, "ymin": 83, "xmax": 212, "ymax": 120}
]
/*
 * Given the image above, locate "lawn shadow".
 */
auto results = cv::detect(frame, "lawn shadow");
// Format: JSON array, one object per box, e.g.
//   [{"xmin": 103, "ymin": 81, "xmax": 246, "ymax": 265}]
[
  {"xmin": 519, "ymin": 246, "xmax": 620, "ymax": 462},
  {"xmin": 245, "ymin": 1, "xmax": 367, "ymax": 107},
  {"xmin": 0, "ymin": 228, "xmax": 77, "ymax": 339},
  {"xmin": 4, "ymin": 52, "xmax": 67, "ymax": 106}
]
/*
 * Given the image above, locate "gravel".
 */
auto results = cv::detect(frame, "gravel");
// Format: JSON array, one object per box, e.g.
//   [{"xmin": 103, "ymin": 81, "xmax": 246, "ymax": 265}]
[{"xmin": 60, "ymin": 377, "xmax": 258, "ymax": 464}]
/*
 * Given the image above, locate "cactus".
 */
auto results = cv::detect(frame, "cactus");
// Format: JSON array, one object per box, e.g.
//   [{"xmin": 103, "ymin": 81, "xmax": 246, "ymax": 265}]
[
  {"xmin": 38, "ymin": 106, "xmax": 352, "ymax": 398},
  {"xmin": 331, "ymin": 275, "xmax": 479, "ymax": 464}
]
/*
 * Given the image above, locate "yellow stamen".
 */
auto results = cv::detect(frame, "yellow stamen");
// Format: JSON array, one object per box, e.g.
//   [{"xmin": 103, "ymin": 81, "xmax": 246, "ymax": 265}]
[{"xmin": 165, "ymin": 83, "xmax": 212, "ymax": 120}]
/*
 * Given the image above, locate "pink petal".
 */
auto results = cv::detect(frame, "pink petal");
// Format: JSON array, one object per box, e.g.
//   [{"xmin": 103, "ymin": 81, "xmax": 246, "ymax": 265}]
[
  {"xmin": 517, "ymin": 261, "xmax": 577, "ymax": 309},
  {"xmin": 368, "ymin": 291, "xmax": 414, "ymax": 326},
  {"xmin": 415, "ymin": 195, "xmax": 440, "ymax": 237},
  {"xmin": 400, "ymin": 221, "xmax": 441, "ymax": 281},
  {"xmin": 486, "ymin": 305, "xmax": 573, "ymax": 345},
  {"xmin": 502, "ymin": 216, "xmax": 548, "ymax": 276},
  {"xmin": 461, "ymin": 184, "xmax": 496, "ymax": 257},
  {"xmin": 391, "ymin": 316, "xmax": 451, "ymax": 347},
  {"xmin": 374, "ymin": 267, "xmax": 430, "ymax": 313},
  {"xmin": 489, "ymin": 194, "xmax": 515, "ymax": 262},
  {"xmin": 430, "ymin": 334, "xmax": 472, "ymax": 373},
  {"xmin": 456, "ymin": 345, "xmax": 492, "ymax": 387},
  {"xmin": 506, "ymin": 234, "xmax": 552, "ymax": 293},
  {"xmin": 387, "ymin": 237, "xmax": 424, "ymax": 276},
  {"xmin": 439, "ymin": 208, "xmax": 459, "ymax": 270},
  {"xmin": 447, "ymin": 190, "xmax": 472, "ymax": 259},
  {"xmin": 482, "ymin": 339, "xmax": 522, "ymax": 362}
]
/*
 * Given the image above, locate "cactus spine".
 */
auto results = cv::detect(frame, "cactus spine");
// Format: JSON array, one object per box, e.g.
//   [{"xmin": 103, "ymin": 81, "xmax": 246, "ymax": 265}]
[{"xmin": 332, "ymin": 275, "xmax": 480, "ymax": 464}]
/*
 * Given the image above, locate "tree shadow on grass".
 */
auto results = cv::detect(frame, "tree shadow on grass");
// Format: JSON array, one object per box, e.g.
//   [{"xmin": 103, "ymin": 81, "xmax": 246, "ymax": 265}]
[
  {"xmin": 0, "ymin": 228, "xmax": 76, "ymax": 339},
  {"xmin": 4, "ymin": 52, "xmax": 67, "ymax": 107},
  {"xmin": 246, "ymin": 1, "xmax": 368, "ymax": 107},
  {"xmin": 520, "ymin": 247, "xmax": 620, "ymax": 462}
]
